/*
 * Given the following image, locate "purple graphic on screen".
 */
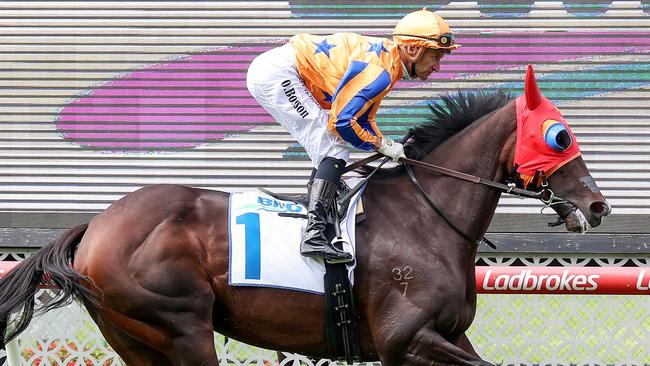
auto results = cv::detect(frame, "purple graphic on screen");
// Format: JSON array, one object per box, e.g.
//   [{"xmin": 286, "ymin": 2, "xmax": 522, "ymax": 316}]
[
  {"xmin": 54, "ymin": 34, "xmax": 650, "ymax": 152},
  {"xmin": 55, "ymin": 47, "xmax": 274, "ymax": 150}
]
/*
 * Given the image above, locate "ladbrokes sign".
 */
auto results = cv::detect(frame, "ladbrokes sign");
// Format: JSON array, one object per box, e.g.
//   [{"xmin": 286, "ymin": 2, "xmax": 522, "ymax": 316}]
[
  {"xmin": 476, "ymin": 267, "xmax": 650, "ymax": 295},
  {"xmin": 481, "ymin": 269, "xmax": 599, "ymax": 292}
]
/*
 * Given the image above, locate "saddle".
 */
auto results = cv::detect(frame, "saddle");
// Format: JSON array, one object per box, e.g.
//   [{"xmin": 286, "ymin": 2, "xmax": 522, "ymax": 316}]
[
  {"xmin": 258, "ymin": 181, "xmax": 363, "ymax": 364},
  {"xmin": 258, "ymin": 180, "xmax": 366, "ymax": 224}
]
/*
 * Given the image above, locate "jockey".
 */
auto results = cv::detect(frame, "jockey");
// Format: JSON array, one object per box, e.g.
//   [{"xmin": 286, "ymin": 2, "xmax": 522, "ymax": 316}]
[{"xmin": 246, "ymin": 8, "xmax": 460, "ymax": 262}]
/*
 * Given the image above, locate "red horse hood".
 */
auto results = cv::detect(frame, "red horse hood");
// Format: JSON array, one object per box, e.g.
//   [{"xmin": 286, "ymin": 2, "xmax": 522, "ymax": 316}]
[{"xmin": 514, "ymin": 64, "xmax": 581, "ymax": 187}]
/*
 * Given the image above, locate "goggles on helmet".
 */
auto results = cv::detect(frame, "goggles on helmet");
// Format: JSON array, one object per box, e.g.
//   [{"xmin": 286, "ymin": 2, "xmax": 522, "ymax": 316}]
[{"xmin": 394, "ymin": 32, "xmax": 456, "ymax": 49}]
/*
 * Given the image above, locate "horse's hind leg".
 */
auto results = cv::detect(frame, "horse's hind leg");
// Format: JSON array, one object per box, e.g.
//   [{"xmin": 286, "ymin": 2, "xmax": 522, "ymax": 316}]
[
  {"xmin": 87, "ymin": 309, "xmax": 172, "ymax": 366},
  {"xmin": 164, "ymin": 317, "xmax": 220, "ymax": 366},
  {"xmin": 88, "ymin": 306, "xmax": 219, "ymax": 366}
]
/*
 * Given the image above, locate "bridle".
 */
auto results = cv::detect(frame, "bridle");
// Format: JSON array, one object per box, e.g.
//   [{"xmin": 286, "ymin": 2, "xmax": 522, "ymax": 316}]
[
  {"xmin": 400, "ymin": 157, "xmax": 567, "ymax": 248},
  {"xmin": 342, "ymin": 148, "xmax": 567, "ymax": 248}
]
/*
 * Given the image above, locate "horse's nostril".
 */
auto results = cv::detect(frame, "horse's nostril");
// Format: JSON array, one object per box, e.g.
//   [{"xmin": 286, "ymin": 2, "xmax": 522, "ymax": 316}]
[{"xmin": 590, "ymin": 201, "xmax": 611, "ymax": 218}]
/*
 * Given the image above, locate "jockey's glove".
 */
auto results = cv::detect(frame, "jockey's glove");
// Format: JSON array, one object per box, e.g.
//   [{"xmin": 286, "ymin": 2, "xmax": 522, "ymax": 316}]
[{"xmin": 378, "ymin": 138, "xmax": 406, "ymax": 163}]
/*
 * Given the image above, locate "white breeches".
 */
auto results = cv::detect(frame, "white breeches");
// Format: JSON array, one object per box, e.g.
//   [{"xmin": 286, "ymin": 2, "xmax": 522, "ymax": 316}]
[{"xmin": 246, "ymin": 43, "xmax": 350, "ymax": 167}]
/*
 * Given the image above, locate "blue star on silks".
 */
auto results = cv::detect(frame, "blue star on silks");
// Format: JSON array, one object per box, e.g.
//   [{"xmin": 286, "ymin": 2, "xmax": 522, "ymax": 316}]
[
  {"xmin": 322, "ymin": 90, "xmax": 333, "ymax": 103},
  {"xmin": 313, "ymin": 39, "xmax": 336, "ymax": 58},
  {"xmin": 368, "ymin": 41, "xmax": 388, "ymax": 57}
]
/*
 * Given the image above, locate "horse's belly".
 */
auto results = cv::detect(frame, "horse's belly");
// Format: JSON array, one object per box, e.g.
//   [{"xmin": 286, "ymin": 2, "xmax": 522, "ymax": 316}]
[{"xmin": 215, "ymin": 287, "xmax": 328, "ymax": 355}]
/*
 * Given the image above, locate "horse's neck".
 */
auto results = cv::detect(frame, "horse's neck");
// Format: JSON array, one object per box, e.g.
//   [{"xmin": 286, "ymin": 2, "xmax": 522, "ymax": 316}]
[{"xmin": 419, "ymin": 101, "xmax": 517, "ymax": 241}]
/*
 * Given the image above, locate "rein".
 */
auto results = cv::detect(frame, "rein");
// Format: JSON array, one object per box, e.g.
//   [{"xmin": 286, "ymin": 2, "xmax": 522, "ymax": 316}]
[
  {"xmin": 344, "ymin": 153, "xmax": 558, "ymax": 204},
  {"xmin": 341, "ymin": 152, "xmax": 564, "ymax": 249},
  {"xmin": 399, "ymin": 157, "xmax": 556, "ymax": 203}
]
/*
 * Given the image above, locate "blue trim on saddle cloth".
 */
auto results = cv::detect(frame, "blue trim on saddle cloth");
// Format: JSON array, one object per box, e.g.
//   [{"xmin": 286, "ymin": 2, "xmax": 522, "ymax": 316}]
[
  {"xmin": 227, "ymin": 280, "xmax": 325, "ymax": 296},
  {"xmin": 227, "ymin": 178, "xmax": 367, "ymax": 295}
]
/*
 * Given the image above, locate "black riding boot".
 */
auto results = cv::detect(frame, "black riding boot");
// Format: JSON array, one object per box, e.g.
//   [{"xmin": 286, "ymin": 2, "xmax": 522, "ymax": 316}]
[
  {"xmin": 300, "ymin": 178, "xmax": 353, "ymax": 262},
  {"xmin": 300, "ymin": 157, "xmax": 352, "ymax": 262}
]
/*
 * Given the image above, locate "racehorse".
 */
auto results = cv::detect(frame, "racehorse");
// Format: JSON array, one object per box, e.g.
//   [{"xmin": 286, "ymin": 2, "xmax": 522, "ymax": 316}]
[{"xmin": 0, "ymin": 65, "xmax": 610, "ymax": 366}]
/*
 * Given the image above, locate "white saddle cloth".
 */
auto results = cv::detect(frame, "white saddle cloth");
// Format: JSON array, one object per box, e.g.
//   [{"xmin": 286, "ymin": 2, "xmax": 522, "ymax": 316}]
[{"xmin": 228, "ymin": 178, "xmax": 364, "ymax": 295}]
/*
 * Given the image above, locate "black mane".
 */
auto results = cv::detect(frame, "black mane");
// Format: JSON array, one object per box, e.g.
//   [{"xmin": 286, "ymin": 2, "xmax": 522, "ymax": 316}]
[{"xmin": 404, "ymin": 90, "xmax": 511, "ymax": 160}]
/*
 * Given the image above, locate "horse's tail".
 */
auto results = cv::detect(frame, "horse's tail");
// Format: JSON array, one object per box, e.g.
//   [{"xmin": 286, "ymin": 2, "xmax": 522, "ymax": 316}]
[{"xmin": 0, "ymin": 223, "xmax": 99, "ymax": 348}]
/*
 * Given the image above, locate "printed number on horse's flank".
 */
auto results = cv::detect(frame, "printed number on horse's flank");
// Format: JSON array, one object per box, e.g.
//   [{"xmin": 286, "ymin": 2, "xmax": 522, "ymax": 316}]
[{"xmin": 392, "ymin": 266, "xmax": 414, "ymax": 296}]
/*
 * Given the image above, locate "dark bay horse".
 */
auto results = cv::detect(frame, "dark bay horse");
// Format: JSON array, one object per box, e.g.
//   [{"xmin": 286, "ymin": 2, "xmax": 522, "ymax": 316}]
[{"xmin": 0, "ymin": 66, "xmax": 610, "ymax": 365}]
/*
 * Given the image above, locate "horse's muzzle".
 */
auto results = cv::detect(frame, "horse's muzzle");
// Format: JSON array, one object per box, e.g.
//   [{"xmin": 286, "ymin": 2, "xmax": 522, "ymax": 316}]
[
  {"xmin": 564, "ymin": 209, "xmax": 589, "ymax": 233},
  {"xmin": 580, "ymin": 199, "xmax": 611, "ymax": 230},
  {"xmin": 589, "ymin": 200, "xmax": 611, "ymax": 221},
  {"xmin": 552, "ymin": 197, "xmax": 611, "ymax": 232}
]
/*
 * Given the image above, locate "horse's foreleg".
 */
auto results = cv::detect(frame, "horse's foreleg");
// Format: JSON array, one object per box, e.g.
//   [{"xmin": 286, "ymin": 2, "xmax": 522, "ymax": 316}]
[
  {"xmin": 382, "ymin": 326, "xmax": 494, "ymax": 366},
  {"xmin": 456, "ymin": 332, "xmax": 480, "ymax": 358},
  {"xmin": 405, "ymin": 327, "xmax": 492, "ymax": 366}
]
